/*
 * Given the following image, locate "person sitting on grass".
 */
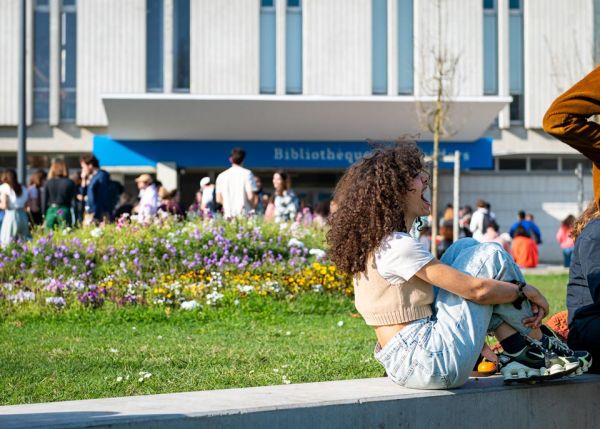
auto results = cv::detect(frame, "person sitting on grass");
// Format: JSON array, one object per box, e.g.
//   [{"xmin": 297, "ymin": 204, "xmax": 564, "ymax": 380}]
[
  {"xmin": 511, "ymin": 225, "xmax": 539, "ymax": 268},
  {"xmin": 327, "ymin": 142, "xmax": 589, "ymax": 389}
]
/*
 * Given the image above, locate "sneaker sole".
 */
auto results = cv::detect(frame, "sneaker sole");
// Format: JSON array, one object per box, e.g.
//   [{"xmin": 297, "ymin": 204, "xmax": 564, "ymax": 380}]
[{"xmin": 501, "ymin": 361, "xmax": 579, "ymax": 384}]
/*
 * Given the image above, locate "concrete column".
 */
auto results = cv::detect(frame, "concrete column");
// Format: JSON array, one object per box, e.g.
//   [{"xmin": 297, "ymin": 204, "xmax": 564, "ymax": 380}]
[
  {"xmin": 497, "ymin": 0, "xmax": 510, "ymax": 129},
  {"xmin": 387, "ymin": 0, "xmax": 398, "ymax": 95},
  {"xmin": 49, "ymin": 0, "xmax": 60, "ymax": 125},
  {"xmin": 163, "ymin": 0, "xmax": 174, "ymax": 93},
  {"xmin": 275, "ymin": 0, "xmax": 286, "ymax": 95},
  {"xmin": 156, "ymin": 162, "xmax": 178, "ymax": 192},
  {"xmin": 26, "ymin": 0, "xmax": 33, "ymax": 125}
]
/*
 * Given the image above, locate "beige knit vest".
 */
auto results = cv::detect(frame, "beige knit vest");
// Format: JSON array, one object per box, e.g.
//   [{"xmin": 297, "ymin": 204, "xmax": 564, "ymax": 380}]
[{"xmin": 354, "ymin": 257, "xmax": 434, "ymax": 326}]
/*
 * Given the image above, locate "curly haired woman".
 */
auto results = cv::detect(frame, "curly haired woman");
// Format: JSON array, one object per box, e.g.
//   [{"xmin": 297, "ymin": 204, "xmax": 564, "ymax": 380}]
[{"xmin": 327, "ymin": 143, "xmax": 588, "ymax": 389}]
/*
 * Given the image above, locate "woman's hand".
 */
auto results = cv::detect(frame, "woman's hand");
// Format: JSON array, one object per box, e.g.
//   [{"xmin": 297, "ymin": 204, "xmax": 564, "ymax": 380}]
[{"xmin": 521, "ymin": 284, "xmax": 549, "ymax": 329}]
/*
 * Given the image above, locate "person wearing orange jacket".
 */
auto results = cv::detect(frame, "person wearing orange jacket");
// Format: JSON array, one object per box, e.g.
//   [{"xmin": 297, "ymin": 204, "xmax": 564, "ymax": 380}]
[{"xmin": 543, "ymin": 67, "xmax": 600, "ymax": 208}]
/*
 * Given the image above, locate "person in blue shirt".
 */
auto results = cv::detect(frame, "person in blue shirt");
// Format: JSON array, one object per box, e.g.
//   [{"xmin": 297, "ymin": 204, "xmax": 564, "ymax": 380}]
[
  {"xmin": 566, "ymin": 201, "xmax": 600, "ymax": 373},
  {"xmin": 80, "ymin": 154, "xmax": 111, "ymax": 224},
  {"xmin": 509, "ymin": 210, "xmax": 542, "ymax": 244}
]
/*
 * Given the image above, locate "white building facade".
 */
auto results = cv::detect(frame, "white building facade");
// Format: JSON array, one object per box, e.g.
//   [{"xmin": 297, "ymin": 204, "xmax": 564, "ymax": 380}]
[{"xmin": 0, "ymin": 0, "xmax": 598, "ymax": 261}]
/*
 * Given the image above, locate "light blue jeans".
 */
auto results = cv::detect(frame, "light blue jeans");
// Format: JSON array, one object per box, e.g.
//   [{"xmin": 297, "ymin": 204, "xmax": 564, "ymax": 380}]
[{"xmin": 374, "ymin": 238, "xmax": 533, "ymax": 389}]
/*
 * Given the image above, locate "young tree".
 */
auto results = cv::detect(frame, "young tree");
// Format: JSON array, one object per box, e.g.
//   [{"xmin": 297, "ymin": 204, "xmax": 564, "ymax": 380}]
[{"xmin": 417, "ymin": 0, "xmax": 460, "ymax": 257}]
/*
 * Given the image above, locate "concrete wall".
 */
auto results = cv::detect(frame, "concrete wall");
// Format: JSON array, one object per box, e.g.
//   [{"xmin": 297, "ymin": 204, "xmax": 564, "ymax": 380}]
[
  {"xmin": 190, "ymin": 0, "xmax": 260, "ymax": 94},
  {"xmin": 303, "ymin": 0, "xmax": 371, "ymax": 95},
  {"xmin": 414, "ymin": 0, "xmax": 483, "ymax": 97},
  {"xmin": 77, "ymin": 0, "xmax": 146, "ymax": 126},
  {"xmin": 524, "ymin": 0, "xmax": 594, "ymax": 128},
  {"xmin": 0, "ymin": 0, "xmax": 21, "ymax": 126},
  {"xmin": 2, "ymin": 376, "xmax": 600, "ymax": 429}
]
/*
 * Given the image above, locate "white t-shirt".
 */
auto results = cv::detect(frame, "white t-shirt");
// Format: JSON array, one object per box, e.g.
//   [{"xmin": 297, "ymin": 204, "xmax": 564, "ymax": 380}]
[
  {"xmin": 215, "ymin": 165, "xmax": 257, "ymax": 218},
  {"xmin": 374, "ymin": 232, "xmax": 434, "ymax": 284},
  {"xmin": 0, "ymin": 183, "xmax": 28, "ymax": 210}
]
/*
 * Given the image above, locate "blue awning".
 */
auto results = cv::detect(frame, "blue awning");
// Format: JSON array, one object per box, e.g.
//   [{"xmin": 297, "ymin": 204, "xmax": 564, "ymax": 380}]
[{"xmin": 93, "ymin": 136, "xmax": 494, "ymax": 170}]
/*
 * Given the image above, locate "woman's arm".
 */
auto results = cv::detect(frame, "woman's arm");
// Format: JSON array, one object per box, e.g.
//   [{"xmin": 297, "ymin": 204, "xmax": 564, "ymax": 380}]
[
  {"xmin": 0, "ymin": 192, "xmax": 7, "ymax": 210},
  {"xmin": 415, "ymin": 259, "xmax": 549, "ymax": 317}
]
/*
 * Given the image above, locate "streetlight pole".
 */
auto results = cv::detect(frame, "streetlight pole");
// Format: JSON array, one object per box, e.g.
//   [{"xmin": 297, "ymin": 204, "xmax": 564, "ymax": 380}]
[{"xmin": 17, "ymin": 0, "xmax": 27, "ymax": 184}]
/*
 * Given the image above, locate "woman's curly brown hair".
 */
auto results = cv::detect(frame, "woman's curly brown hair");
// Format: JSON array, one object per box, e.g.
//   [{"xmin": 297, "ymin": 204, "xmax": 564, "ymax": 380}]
[
  {"xmin": 327, "ymin": 142, "xmax": 424, "ymax": 275},
  {"xmin": 571, "ymin": 201, "xmax": 600, "ymax": 241}
]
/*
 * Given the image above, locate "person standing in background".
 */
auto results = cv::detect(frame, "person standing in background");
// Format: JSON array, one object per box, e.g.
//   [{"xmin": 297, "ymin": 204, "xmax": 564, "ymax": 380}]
[
  {"xmin": 469, "ymin": 200, "xmax": 493, "ymax": 242},
  {"xmin": 70, "ymin": 170, "xmax": 84, "ymax": 225},
  {"xmin": 27, "ymin": 169, "xmax": 46, "ymax": 226},
  {"xmin": 215, "ymin": 148, "xmax": 258, "ymax": 218},
  {"xmin": 0, "ymin": 169, "xmax": 30, "ymax": 247},
  {"xmin": 270, "ymin": 169, "xmax": 299, "ymax": 223},
  {"xmin": 43, "ymin": 159, "xmax": 77, "ymax": 230},
  {"xmin": 556, "ymin": 214, "xmax": 576, "ymax": 268},
  {"xmin": 80, "ymin": 154, "xmax": 111, "ymax": 225},
  {"xmin": 133, "ymin": 174, "xmax": 158, "ymax": 220},
  {"xmin": 509, "ymin": 210, "xmax": 542, "ymax": 244}
]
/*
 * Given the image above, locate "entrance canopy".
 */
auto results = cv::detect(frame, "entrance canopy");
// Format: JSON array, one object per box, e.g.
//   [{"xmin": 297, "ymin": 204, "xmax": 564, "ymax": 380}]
[{"xmin": 101, "ymin": 94, "xmax": 511, "ymax": 142}]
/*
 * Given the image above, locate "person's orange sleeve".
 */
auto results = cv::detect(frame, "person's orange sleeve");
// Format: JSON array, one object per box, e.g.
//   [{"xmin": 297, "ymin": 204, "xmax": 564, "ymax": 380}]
[{"xmin": 543, "ymin": 67, "xmax": 600, "ymax": 207}]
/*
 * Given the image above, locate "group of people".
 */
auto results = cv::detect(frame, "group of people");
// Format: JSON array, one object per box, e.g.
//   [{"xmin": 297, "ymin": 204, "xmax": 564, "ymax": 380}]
[
  {"xmin": 325, "ymin": 65, "xmax": 600, "ymax": 391},
  {"xmin": 202, "ymin": 147, "xmax": 330, "ymax": 226},
  {"xmin": 0, "ymin": 148, "xmax": 333, "ymax": 247},
  {"xmin": 419, "ymin": 201, "xmax": 545, "ymax": 268}
]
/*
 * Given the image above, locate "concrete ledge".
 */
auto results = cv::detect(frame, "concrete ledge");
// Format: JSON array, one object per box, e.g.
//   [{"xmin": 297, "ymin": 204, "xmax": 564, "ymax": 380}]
[{"xmin": 2, "ymin": 375, "xmax": 600, "ymax": 429}]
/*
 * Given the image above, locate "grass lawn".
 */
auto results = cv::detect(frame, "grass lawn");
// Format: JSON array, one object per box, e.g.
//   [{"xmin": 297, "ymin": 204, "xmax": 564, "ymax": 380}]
[{"xmin": 0, "ymin": 274, "xmax": 569, "ymax": 406}]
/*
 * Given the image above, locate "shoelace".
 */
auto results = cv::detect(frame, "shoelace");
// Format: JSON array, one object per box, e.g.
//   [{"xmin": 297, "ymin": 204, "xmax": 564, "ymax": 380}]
[
  {"xmin": 545, "ymin": 335, "xmax": 573, "ymax": 356},
  {"xmin": 525, "ymin": 336, "xmax": 558, "ymax": 358}
]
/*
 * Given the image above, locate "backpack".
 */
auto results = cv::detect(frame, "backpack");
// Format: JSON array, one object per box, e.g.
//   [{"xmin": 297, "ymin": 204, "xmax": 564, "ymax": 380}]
[{"xmin": 481, "ymin": 212, "xmax": 492, "ymax": 232}]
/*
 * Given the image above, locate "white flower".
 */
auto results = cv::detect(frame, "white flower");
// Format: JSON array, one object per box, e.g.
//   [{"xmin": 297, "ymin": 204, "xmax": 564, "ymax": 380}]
[
  {"xmin": 180, "ymin": 300, "xmax": 200, "ymax": 310},
  {"xmin": 157, "ymin": 335, "xmax": 163, "ymax": 340},
  {"xmin": 287, "ymin": 238, "xmax": 305, "ymax": 248},
  {"xmin": 8, "ymin": 290, "xmax": 35, "ymax": 303},
  {"xmin": 283, "ymin": 379, "xmax": 291, "ymax": 385},
  {"xmin": 132, "ymin": 327, "xmax": 137, "ymax": 331},
  {"xmin": 233, "ymin": 299, "xmax": 240, "ymax": 306},
  {"xmin": 309, "ymin": 248, "xmax": 326, "ymax": 259},
  {"xmin": 312, "ymin": 284, "xmax": 323, "ymax": 293},
  {"xmin": 273, "ymin": 368, "xmax": 280, "ymax": 373},
  {"xmin": 138, "ymin": 377, "xmax": 144, "ymax": 382},
  {"xmin": 116, "ymin": 376, "xmax": 123, "ymax": 382},
  {"xmin": 206, "ymin": 291, "xmax": 224, "ymax": 306},
  {"xmin": 45, "ymin": 296, "xmax": 66, "ymax": 307},
  {"xmin": 337, "ymin": 321, "xmax": 344, "ymax": 327},
  {"xmin": 90, "ymin": 227, "xmax": 102, "ymax": 238},
  {"xmin": 236, "ymin": 285, "xmax": 254, "ymax": 294},
  {"xmin": 285, "ymin": 331, "xmax": 291, "ymax": 336},
  {"xmin": 109, "ymin": 348, "xmax": 119, "ymax": 353}
]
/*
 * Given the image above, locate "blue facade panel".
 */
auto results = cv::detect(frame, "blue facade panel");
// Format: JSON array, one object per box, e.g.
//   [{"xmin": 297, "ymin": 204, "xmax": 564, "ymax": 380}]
[{"xmin": 94, "ymin": 136, "xmax": 494, "ymax": 170}]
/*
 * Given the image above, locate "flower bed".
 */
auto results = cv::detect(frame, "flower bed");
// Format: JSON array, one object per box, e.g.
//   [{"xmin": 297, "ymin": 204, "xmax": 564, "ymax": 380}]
[{"xmin": 0, "ymin": 216, "xmax": 351, "ymax": 314}]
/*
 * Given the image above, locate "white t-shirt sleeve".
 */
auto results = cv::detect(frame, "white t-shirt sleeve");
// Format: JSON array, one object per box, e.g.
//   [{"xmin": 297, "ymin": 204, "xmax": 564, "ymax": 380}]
[{"xmin": 375, "ymin": 232, "xmax": 434, "ymax": 284}]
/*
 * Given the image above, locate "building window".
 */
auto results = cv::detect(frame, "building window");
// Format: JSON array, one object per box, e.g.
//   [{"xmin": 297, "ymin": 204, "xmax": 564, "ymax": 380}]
[
  {"xmin": 260, "ymin": 0, "xmax": 276, "ymax": 94},
  {"xmin": 397, "ymin": 0, "xmax": 413, "ymax": 94},
  {"xmin": 498, "ymin": 158, "xmax": 526, "ymax": 170},
  {"xmin": 147, "ymin": 0, "xmax": 163, "ymax": 92},
  {"xmin": 530, "ymin": 158, "xmax": 558, "ymax": 171},
  {"xmin": 286, "ymin": 0, "xmax": 302, "ymax": 94},
  {"xmin": 483, "ymin": 0, "xmax": 498, "ymax": 95},
  {"xmin": 372, "ymin": 0, "xmax": 387, "ymax": 95},
  {"xmin": 61, "ymin": 0, "xmax": 77, "ymax": 122},
  {"xmin": 173, "ymin": 0, "xmax": 190, "ymax": 92},
  {"xmin": 509, "ymin": 0, "xmax": 523, "ymax": 122},
  {"xmin": 562, "ymin": 158, "xmax": 593, "ymax": 173},
  {"xmin": 34, "ymin": 0, "xmax": 50, "ymax": 122}
]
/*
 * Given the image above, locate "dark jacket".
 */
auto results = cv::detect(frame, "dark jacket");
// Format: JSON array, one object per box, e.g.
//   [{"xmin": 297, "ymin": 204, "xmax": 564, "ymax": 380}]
[
  {"xmin": 86, "ymin": 169, "xmax": 111, "ymax": 219},
  {"xmin": 567, "ymin": 218, "xmax": 600, "ymax": 325}
]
